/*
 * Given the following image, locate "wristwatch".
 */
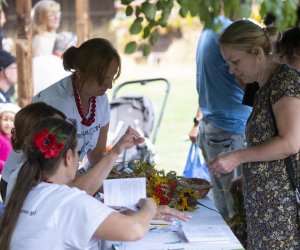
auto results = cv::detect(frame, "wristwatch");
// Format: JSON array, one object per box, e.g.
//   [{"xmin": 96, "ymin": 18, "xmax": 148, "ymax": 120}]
[{"xmin": 193, "ymin": 117, "xmax": 200, "ymax": 126}]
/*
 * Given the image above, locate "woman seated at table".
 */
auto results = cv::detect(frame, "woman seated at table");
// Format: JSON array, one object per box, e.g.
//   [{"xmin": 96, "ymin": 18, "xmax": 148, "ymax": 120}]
[{"xmin": 0, "ymin": 118, "xmax": 189, "ymax": 249}]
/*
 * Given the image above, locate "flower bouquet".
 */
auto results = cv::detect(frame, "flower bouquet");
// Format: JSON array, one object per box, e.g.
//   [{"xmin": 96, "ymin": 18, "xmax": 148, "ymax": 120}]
[{"xmin": 108, "ymin": 161, "xmax": 210, "ymax": 211}]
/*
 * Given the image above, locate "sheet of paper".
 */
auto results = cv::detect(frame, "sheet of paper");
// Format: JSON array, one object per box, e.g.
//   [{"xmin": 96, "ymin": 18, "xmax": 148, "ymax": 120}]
[
  {"xmin": 103, "ymin": 177, "xmax": 146, "ymax": 210},
  {"xmin": 182, "ymin": 225, "xmax": 231, "ymax": 242},
  {"xmin": 115, "ymin": 242, "xmax": 242, "ymax": 250}
]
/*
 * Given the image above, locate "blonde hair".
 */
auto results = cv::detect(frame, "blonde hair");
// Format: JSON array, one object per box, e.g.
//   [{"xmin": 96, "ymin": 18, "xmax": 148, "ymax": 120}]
[
  {"xmin": 32, "ymin": 0, "xmax": 61, "ymax": 35},
  {"xmin": 219, "ymin": 19, "xmax": 279, "ymax": 56}
]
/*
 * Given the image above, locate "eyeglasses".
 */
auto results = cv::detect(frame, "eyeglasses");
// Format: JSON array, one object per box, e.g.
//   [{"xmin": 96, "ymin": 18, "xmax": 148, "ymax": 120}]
[{"xmin": 48, "ymin": 11, "xmax": 61, "ymax": 19}]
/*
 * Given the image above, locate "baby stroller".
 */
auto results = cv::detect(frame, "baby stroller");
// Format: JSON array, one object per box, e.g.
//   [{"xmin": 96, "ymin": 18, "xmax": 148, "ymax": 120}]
[{"xmin": 108, "ymin": 78, "xmax": 171, "ymax": 172}]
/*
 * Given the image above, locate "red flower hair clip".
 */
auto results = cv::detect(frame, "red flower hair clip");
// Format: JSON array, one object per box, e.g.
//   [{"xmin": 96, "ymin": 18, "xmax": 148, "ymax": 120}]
[{"xmin": 33, "ymin": 128, "xmax": 64, "ymax": 159}]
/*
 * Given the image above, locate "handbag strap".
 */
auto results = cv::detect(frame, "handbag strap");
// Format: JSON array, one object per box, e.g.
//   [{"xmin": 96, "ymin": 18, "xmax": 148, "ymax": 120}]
[
  {"xmin": 269, "ymin": 94, "xmax": 300, "ymax": 205},
  {"xmin": 284, "ymin": 156, "xmax": 300, "ymax": 205}
]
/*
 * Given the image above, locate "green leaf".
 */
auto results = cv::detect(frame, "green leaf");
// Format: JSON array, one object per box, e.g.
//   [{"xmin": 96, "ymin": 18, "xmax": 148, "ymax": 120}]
[
  {"xmin": 223, "ymin": 0, "xmax": 239, "ymax": 19},
  {"xmin": 125, "ymin": 6, "xmax": 133, "ymax": 16},
  {"xmin": 157, "ymin": 0, "xmax": 164, "ymax": 10},
  {"xmin": 135, "ymin": 6, "xmax": 141, "ymax": 17},
  {"xmin": 142, "ymin": 44, "xmax": 151, "ymax": 56},
  {"xmin": 124, "ymin": 41, "xmax": 137, "ymax": 54},
  {"xmin": 183, "ymin": 0, "xmax": 199, "ymax": 17},
  {"xmin": 260, "ymin": 2, "xmax": 267, "ymax": 18},
  {"xmin": 212, "ymin": 0, "xmax": 221, "ymax": 17},
  {"xmin": 179, "ymin": 6, "xmax": 188, "ymax": 17},
  {"xmin": 143, "ymin": 25, "xmax": 151, "ymax": 39},
  {"xmin": 158, "ymin": 5, "xmax": 172, "ymax": 27},
  {"xmin": 143, "ymin": 21, "xmax": 156, "ymax": 39},
  {"xmin": 129, "ymin": 19, "xmax": 143, "ymax": 34},
  {"xmin": 136, "ymin": 16, "xmax": 144, "ymax": 22},
  {"xmin": 149, "ymin": 32, "xmax": 158, "ymax": 46},
  {"xmin": 142, "ymin": 2, "xmax": 157, "ymax": 21},
  {"xmin": 121, "ymin": 0, "xmax": 134, "ymax": 5}
]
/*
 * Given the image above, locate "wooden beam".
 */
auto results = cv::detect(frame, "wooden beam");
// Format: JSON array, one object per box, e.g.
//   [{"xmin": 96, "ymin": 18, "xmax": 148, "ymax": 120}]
[
  {"xmin": 16, "ymin": 0, "xmax": 32, "ymax": 108},
  {"xmin": 75, "ymin": 0, "xmax": 90, "ymax": 45}
]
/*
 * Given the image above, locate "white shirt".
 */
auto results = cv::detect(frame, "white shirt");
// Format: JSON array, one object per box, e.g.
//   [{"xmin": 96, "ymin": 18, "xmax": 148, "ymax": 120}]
[
  {"xmin": 10, "ymin": 183, "xmax": 115, "ymax": 250},
  {"xmin": 6, "ymin": 168, "xmax": 20, "ymax": 201},
  {"xmin": 33, "ymin": 32, "xmax": 56, "ymax": 57},
  {"xmin": 2, "ymin": 150, "xmax": 24, "ymax": 182},
  {"xmin": 33, "ymin": 55, "xmax": 71, "ymax": 95},
  {"xmin": 32, "ymin": 76, "xmax": 110, "ymax": 163}
]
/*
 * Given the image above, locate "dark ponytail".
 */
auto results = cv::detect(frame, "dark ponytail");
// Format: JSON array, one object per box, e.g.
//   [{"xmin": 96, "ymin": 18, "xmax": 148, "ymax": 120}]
[
  {"xmin": 62, "ymin": 46, "xmax": 78, "ymax": 72},
  {"xmin": 0, "ymin": 160, "xmax": 41, "ymax": 250}
]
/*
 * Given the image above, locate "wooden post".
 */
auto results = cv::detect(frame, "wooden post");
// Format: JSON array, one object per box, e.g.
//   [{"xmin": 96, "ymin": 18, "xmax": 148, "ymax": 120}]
[
  {"xmin": 16, "ymin": 0, "xmax": 32, "ymax": 108},
  {"xmin": 75, "ymin": 0, "xmax": 90, "ymax": 45}
]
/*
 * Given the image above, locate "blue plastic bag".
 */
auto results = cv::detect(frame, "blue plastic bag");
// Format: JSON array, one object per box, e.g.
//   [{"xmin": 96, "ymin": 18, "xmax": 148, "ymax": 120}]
[
  {"xmin": 0, "ymin": 202, "xmax": 3, "ymax": 216},
  {"xmin": 183, "ymin": 143, "xmax": 210, "ymax": 181}
]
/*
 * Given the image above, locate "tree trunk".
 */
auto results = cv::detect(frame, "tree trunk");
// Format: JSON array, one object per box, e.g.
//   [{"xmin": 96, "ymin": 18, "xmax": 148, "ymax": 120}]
[
  {"xmin": 76, "ymin": 0, "xmax": 90, "ymax": 45},
  {"xmin": 16, "ymin": 0, "xmax": 32, "ymax": 108}
]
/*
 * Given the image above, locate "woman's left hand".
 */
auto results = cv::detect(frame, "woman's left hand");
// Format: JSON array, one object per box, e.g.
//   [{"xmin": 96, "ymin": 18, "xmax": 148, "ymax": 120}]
[
  {"xmin": 155, "ymin": 205, "xmax": 191, "ymax": 222},
  {"xmin": 206, "ymin": 151, "xmax": 242, "ymax": 177}
]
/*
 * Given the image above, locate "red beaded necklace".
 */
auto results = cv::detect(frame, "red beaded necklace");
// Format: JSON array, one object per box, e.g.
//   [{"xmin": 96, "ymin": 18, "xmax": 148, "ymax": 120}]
[{"xmin": 72, "ymin": 76, "xmax": 96, "ymax": 126}]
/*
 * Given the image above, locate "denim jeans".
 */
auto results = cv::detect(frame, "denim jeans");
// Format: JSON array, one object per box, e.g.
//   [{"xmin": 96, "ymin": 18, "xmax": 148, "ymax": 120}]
[{"xmin": 197, "ymin": 119, "xmax": 246, "ymax": 219}]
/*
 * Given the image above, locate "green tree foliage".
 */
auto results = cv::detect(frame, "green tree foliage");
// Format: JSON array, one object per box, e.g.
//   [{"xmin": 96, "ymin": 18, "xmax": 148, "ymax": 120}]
[{"xmin": 121, "ymin": 0, "xmax": 299, "ymax": 55}]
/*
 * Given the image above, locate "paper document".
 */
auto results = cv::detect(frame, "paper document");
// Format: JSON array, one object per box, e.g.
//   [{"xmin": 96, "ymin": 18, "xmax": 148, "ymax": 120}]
[
  {"xmin": 103, "ymin": 178, "xmax": 146, "ymax": 210},
  {"xmin": 182, "ymin": 225, "xmax": 230, "ymax": 242},
  {"xmin": 113, "ymin": 242, "xmax": 240, "ymax": 250}
]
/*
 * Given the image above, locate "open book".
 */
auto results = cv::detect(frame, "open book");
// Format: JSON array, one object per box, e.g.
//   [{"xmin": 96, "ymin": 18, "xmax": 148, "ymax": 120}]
[{"xmin": 103, "ymin": 177, "xmax": 146, "ymax": 211}]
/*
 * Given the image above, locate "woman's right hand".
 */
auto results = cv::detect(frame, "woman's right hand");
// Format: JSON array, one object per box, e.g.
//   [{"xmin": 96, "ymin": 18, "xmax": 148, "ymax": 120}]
[
  {"xmin": 137, "ymin": 198, "xmax": 157, "ymax": 217},
  {"xmin": 138, "ymin": 198, "xmax": 157, "ymax": 209},
  {"xmin": 112, "ymin": 126, "xmax": 145, "ymax": 155}
]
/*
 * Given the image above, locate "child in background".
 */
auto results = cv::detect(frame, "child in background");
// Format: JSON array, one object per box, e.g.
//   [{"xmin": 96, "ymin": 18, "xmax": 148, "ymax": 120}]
[{"xmin": 0, "ymin": 103, "xmax": 20, "ymax": 174}]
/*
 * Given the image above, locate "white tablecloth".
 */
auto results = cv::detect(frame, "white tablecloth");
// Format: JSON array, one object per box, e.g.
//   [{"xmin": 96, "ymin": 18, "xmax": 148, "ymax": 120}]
[{"xmin": 102, "ymin": 197, "xmax": 244, "ymax": 250}]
